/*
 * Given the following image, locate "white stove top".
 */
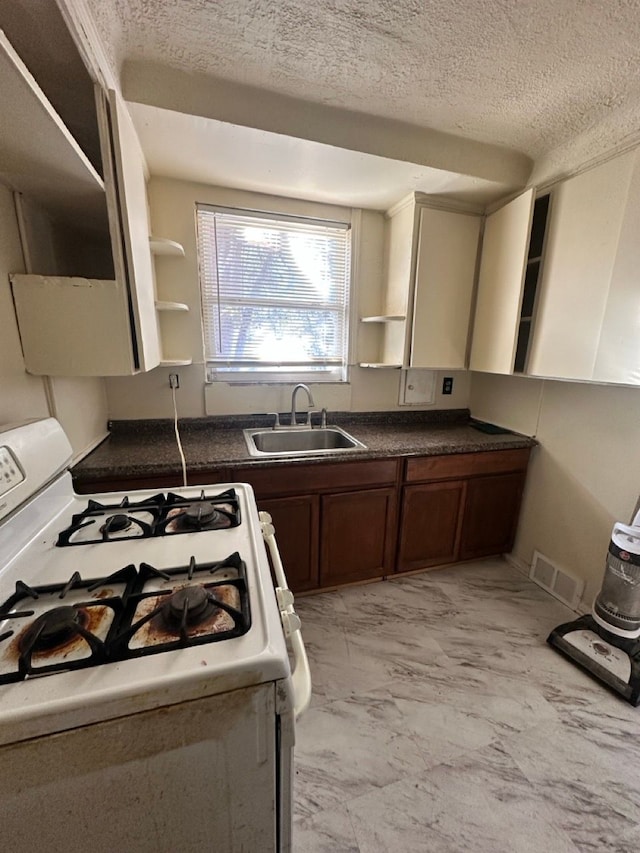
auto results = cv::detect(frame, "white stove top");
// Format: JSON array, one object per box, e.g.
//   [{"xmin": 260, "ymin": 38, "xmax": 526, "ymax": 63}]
[{"xmin": 0, "ymin": 473, "xmax": 290, "ymax": 747}]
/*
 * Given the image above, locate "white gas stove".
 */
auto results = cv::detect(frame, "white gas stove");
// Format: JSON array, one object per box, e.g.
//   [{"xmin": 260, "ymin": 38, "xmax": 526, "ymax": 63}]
[{"xmin": 0, "ymin": 418, "xmax": 310, "ymax": 853}]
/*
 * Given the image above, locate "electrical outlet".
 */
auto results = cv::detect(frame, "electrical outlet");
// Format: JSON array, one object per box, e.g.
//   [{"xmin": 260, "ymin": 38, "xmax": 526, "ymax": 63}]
[
  {"xmin": 169, "ymin": 373, "xmax": 180, "ymax": 389},
  {"xmin": 442, "ymin": 376, "xmax": 453, "ymax": 395}
]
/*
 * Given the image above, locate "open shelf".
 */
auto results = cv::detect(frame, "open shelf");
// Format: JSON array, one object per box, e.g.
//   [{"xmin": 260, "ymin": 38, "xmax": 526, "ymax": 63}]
[
  {"xmin": 155, "ymin": 301, "xmax": 189, "ymax": 312},
  {"xmin": 159, "ymin": 358, "xmax": 193, "ymax": 367},
  {"xmin": 358, "ymin": 363, "xmax": 403, "ymax": 369},
  {"xmin": 149, "ymin": 237, "xmax": 185, "ymax": 256},
  {"xmin": 0, "ymin": 30, "xmax": 106, "ymax": 230}
]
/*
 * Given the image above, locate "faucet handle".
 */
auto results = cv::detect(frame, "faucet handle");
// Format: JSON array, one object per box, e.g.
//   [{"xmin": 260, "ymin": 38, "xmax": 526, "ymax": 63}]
[
  {"xmin": 306, "ymin": 410, "xmax": 319, "ymax": 427},
  {"xmin": 267, "ymin": 412, "xmax": 281, "ymax": 430},
  {"xmin": 321, "ymin": 407, "xmax": 328, "ymax": 428}
]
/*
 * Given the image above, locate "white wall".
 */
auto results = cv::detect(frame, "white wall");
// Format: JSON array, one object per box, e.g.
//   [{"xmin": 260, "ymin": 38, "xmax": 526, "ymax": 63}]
[
  {"xmin": 105, "ymin": 177, "xmax": 471, "ymax": 419},
  {"xmin": 0, "ymin": 184, "xmax": 109, "ymax": 459},
  {"xmin": 470, "ymin": 371, "xmax": 640, "ymax": 607}
]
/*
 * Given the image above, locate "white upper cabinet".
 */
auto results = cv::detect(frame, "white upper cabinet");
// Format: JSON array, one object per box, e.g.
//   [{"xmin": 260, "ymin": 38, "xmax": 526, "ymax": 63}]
[
  {"xmin": 8, "ymin": 53, "xmax": 161, "ymax": 375},
  {"xmin": 527, "ymin": 151, "xmax": 635, "ymax": 381},
  {"xmin": 410, "ymin": 207, "xmax": 481, "ymax": 370},
  {"xmin": 367, "ymin": 194, "xmax": 481, "ymax": 370},
  {"xmin": 0, "ymin": 29, "xmax": 105, "ymax": 230},
  {"xmin": 593, "ymin": 150, "xmax": 640, "ymax": 385},
  {"xmin": 469, "ymin": 146, "xmax": 640, "ymax": 387},
  {"xmin": 469, "ymin": 189, "xmax": 535, "ymax": 374},
  {"xmin": 11, "ymin": 276, "xmax": 141, "ymax": 376},
  {"xmin": 95, "ymin": 88, "xmax": 161, "ymax": 373}
]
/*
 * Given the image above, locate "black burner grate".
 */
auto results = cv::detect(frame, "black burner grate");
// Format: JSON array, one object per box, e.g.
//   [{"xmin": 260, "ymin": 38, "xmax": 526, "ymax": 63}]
[
  {"xmin": 0, "ymin": 565, "xmax": 137, "ymax": 684},
  {"xmin": 114, "ymin": 552, "xmax": 251, "ymax": 658},
  {"xmin": 56, "ymin": 490, "xmax": 241, "ymax": 546},
  {"xmin": 0, "ymin": 555, "xmax": 251, "ymax": 684}
]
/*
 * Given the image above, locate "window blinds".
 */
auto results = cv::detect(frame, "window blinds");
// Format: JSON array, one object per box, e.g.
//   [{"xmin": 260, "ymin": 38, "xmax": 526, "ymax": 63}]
[{"xmin": 196, "ymin": 205, "xmax": 351, "ymax": 381}]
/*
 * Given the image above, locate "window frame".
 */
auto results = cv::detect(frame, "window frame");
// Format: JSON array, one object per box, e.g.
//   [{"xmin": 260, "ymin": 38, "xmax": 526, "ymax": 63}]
[{"xmin": 196, "ymin": 203, "xmax": 353, "ymax": 385}]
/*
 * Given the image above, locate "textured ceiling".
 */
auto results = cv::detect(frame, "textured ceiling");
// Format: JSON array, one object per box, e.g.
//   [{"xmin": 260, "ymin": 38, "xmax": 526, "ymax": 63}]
[{"xmin": 86, "ymin": 0, "xmax": 640, "ymax": 165}]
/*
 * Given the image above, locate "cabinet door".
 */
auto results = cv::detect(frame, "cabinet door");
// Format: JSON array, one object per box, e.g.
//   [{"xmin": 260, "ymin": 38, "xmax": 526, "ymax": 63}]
[
  {"xmin": 398, "ymin": 481, "xmax": 465, "ymax": 572},
  {"xmin": 527, "ymin": 151, "xmax": 634, "ymax": 381},
  {"xmin": 458, "ymin": 472, "xmax": 526, "ymax": 560},
  {"xmin": 320, "ymin": 488, "xmax": 397, "ymax": 586},
  {"xmin": 592, "ymin": 149, "xmax": 640, "ymax": 385},
  {"xmin": 10, "ymin": 275, "xmax": 136, "ymax": 376},
  {"xmin": 259, "ymin": 495, "xmax": 319, "ymax": 593},
  {"xmin": 469, "ymin": 189, "xmax": 535, "ymax": 374},
  {"xmin": 410, "ymin": 208, "xmax": 481, "ymax": 369},
  {"xmin": 96, "ymin": 87, "xmax": 161, "ymax": 373}
]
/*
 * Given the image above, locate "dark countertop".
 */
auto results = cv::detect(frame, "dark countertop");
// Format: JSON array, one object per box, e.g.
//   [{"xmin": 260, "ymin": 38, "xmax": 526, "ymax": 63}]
[{"xmin": 72, "ymin": 409, "xmax": 536, "ymax": 485}]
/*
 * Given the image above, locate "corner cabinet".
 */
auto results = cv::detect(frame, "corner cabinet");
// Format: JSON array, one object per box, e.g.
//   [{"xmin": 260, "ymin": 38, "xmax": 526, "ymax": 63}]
[
  {"xmin": 8, "ymin": 61, "xmax": 161, "ymax": 375},
  {"xmin": 361, "ymin": 194, "xmax": 481, "ymax": 370},
  {"xmin": 527, "ymin": 148, "xmax": 640, "ymax": 384},
  {"xmin": 397, "ymin": 449, "xmax": 530, "ymax": 573},
  {"xmin": 469, "ymin": 188, "xmax": 550, "ymax": 375},
  {"xmin": 470, "ymin": 144, "xmax": 640, "ymax": 386}
]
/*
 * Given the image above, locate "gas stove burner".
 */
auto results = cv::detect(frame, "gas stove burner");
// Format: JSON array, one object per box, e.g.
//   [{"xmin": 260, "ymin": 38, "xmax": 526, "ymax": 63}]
[
  {"xmin": 101, "ymin": 514, "xmax": 133, "ymax": 534},
  {"xmin": 115, "ymin": 554, "xmax": 251, "ymax": 656},
  {"xmin": 166, "ymin": 502, "xmax": 234, "ymax": 533},
  {"xmin": 162, "ymin": 586, "xmax": 219, "ymax": 629},
  {"xmin": 183, "ymin": 504, "xmax": 219, "ymax": 527},
  {"xmin": 20, "ymin": 605, "xmax": 87, "ymax": 652},
  {"xmin": 57, "ymin": 502, "xmax": 160, "ymax": 545},
  {"xmin": 0, "ymin": 566, "xmax": 137, "ymax": 684},
  {"xmin": 160, "ymin": 490, "xmax": 240, "ymax": 535}
]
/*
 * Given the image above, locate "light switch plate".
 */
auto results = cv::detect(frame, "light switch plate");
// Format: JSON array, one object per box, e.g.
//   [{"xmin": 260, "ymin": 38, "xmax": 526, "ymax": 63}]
[{"xmin": 400, "ymin": 369, "xmax": 435, "ymax": 405}]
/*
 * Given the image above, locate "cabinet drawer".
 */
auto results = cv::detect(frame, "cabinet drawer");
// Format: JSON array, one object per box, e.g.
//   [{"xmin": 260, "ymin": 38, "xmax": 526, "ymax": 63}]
[
  {"xmin": 232, "ymin": 459, "xmax": 399, "ymax": 498},
  {"xmin": 405, "ymin": 448, "xmax": 530, "ymax": 483}
]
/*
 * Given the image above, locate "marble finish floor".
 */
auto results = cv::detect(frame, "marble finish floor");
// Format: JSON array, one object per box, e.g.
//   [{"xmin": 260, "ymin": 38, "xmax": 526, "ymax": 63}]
[{"xmin": 292, "ymin": 558, "xmax": 640, "ymax": 853}]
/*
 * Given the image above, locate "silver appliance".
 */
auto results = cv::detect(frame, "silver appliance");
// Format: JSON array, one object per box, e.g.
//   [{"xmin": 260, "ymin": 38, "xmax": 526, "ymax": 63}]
[
  {"xmin": 0, "ymin": 418, "xmax": 311, "ymax": 852},
  {"xmin": 548, "ymin": 514, "xmax": 640, "ymax": 705}
]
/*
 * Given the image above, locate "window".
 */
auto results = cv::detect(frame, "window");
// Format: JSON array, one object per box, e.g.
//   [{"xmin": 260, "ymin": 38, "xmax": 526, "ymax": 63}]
[{"xmin": 196, "ymin": 205, "xmax": 351, "ymax": 382}]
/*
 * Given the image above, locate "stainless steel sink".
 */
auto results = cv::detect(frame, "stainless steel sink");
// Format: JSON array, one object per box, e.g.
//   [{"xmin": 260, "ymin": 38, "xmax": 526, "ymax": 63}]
[{"xmin": 243, "ymin": 426, "xmax": 366, "ymax": 457}]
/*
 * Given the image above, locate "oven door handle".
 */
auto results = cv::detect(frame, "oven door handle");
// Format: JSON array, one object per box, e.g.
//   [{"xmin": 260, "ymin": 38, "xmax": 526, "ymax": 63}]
[{"xmin": 259, "ymin": 512, "xmax": 312, "ymax": 720}]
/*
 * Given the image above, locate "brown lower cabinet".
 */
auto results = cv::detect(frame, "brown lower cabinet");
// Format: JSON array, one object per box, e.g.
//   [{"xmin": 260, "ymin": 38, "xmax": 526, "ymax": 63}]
[
  {"xmin": 259, "ymin": 494, "xmax": 320, "ymax": 592},
  {"xmin": 231, "ymin": 459, "xmax": 400, "ymax": 593},
  {"xmin": 459, "ymin": 471, "xmax": 526, "ymax": 560},
  {"xmin": 397, "ymin": 480, "xmax": 465, "ymax": 572},
  {"xmin": 398, "ymin": 448, "xmax": 530, "ymax": 574},
  {"xmin": 320, "ymin": 487, "xmax": 397, "ymax": 586}
]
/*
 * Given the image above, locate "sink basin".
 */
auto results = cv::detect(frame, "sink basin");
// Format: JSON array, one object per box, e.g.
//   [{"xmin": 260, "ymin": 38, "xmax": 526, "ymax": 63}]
[{"xmin": 243, "ymin": 426, "xmax": 366, "ymax": 457}]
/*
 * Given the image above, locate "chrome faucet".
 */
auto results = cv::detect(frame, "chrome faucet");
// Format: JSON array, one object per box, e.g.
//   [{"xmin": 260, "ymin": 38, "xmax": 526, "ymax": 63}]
[{"xmin": 290, "ymin": 383, "xmax": 315, "ymax": 426}]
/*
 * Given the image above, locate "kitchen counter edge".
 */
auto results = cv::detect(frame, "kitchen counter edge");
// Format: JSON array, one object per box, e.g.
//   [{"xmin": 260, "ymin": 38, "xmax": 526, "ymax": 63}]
[{"xmin": 71, "ymin": 409, "xmax": 537, "ymax": 485}]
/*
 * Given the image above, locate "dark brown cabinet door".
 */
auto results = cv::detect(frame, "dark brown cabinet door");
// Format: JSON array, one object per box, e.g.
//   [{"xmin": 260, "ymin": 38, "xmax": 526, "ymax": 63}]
[
  {"xmin": 320, "ymin": 488, "xmax": 397, "ymax": 586},
  {"xmin": 397, "ymin": 481, "xmax": 465, "ymax": 572},
  {"xmin": 459, "ymin": 472, "xmax": 526, "ymax": 560},
  {"xmin": 258, "ymin": 495, "xmax": 320, "ymax": 593}
]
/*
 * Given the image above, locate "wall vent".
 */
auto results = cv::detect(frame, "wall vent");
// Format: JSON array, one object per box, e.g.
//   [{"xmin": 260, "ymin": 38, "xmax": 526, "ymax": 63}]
[{"xmin": 529, "ymin": 550, "xmax": 584, "ymax": 611}]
